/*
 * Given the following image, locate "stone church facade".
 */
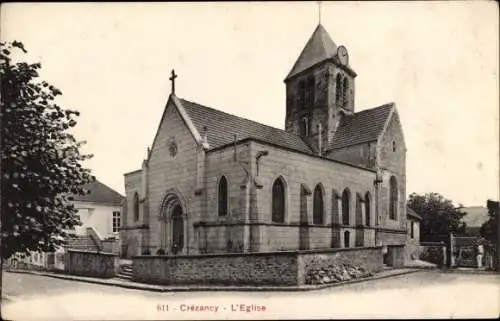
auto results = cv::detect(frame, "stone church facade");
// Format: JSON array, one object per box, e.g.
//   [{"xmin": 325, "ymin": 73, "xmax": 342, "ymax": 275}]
[{"xmin": 120, "ymin": 24, "xmax": 407, "ymax": 260}]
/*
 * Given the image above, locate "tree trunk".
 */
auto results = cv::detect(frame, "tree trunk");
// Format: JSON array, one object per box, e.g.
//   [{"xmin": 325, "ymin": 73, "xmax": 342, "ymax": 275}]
[{"xmin": 0, "ymin": 255, "xmax": 4, "ymax": 316}]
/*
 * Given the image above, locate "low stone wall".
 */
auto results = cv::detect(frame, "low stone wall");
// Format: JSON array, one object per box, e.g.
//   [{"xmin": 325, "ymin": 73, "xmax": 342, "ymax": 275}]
[
  {"xmin": 65, "ymin": 250, "xmax": 118, "ymax": 278},
  {"xmin": 133, "ymin": 246, "xmax": 384, "ymax": 286},
  {"xmin": 133, "ymin": 252, "xmax": 299, "ymax": 286},
  {"xmin": 404, "ymin": 242, "xmax": 422, "ymax": 262},
  {"xmin": 385, "ymin": 245, "xmax": 406, "ymax": 268}
]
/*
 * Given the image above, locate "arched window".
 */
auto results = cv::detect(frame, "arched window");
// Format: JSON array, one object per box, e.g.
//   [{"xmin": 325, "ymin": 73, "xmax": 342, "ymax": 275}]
[
  {"xmin": 272, "ymin": 177, "xmax": 286, "ymax": 223},
  {"xmin": 299, "ymin": 117, "xmax": 309, "ymax": 137},
  {"xmin": 342, "ymin": 77, "xmax": 349, "ymax": 107},
  {"xmin": 335, "ymin": 74, "xmax": 343, "ymax": 104},
  {"xmin": 305, "ymin": 76, "xmax": 315, "ymax": 108},
  {"xmin": 389, "ymin": 176, "xmax": 398, "ymax": 220},
  {"xmin": 298, "ymin": 80, "xmax": 306, "ymax": 110},
  {"xmin": 365, "ymin": 192, "xmax": 371, "ymax": 226},
  {"xmin": 218, "ymin": 176, "xmax": 228, "ymax": 216},
  {"xmin": 313, "ymin": 184, "xmax": 324, "ymax": 225},
  {"xmin": 392, "ymin": 141, "xmax": 397, "ymax": 152},
  {"xmin": 344, "ymin": 231, "xmax": 350, "ymax": 248},
  {"xmin": 133, "ymin": 192, "xmax": 139, "ymax": 221},
  {"xmin": 342, "ymin": 188, "xmax": 350, "ymax": 225}
]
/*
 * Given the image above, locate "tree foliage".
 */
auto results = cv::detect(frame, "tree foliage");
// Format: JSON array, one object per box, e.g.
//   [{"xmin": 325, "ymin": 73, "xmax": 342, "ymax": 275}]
[
  {"xmin": 0, "ymin": 41, "xmax": 95, "ymax": 259},
  {"xmin": 480, "ymin": 200, "xmax": 499, "ymax": 244},
  {"xmin": 407, "ymin": 192, "xmax": 467, "ymax": 242}
]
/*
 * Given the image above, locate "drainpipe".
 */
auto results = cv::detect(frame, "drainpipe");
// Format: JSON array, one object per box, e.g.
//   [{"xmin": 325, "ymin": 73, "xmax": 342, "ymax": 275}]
[
  {"xmin": 374, "ymin": 170, "xmax": 383, "ymax": 246},
  {"xmin": 317, "ymin": 123, "xmax": 322, "ymax": 157}
]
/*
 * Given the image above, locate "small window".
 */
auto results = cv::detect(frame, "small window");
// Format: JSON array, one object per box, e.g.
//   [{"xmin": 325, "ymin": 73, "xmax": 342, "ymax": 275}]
[
  {"xmin": 342, "ymin": 188, "xmax": 350, "ymax": 225},
  {"xmin": 365, "ymin": 192, "xmax": 371, "ymax": 226},
  {"xmin": 342, "ymin": 77, "xmax": 349, "ymax": 108},
  {"xmin": 392, "ymin": 141, "xmax": 396, "ymax": 152},
  {"xmin": 218, "ymin": 176, "xmax": 228, "ymax": 216},
  {"xmin": 389, "ymin": 176, "xmax": 398, "ymax": 220},
  {"xmin": 113, "ymin": 211, "xmax": 121, "ymax": 233},
  {"xmin": 272, "ymin": 177, "xmax": 286, "ymax": 223},
  {"xmin": 344, "ymin": 231, "xmax": 350, "ymax": 248},
  {"xmin": 410, "ymin": 221, "xmax": 415, "ymax": 239},
  {"xmin": 298, "ymin": 81, "xmax": 306, "ymax": 110},
  {"xmin": 335, "ymin": 73, "xmax": 343, "ymax": 104},
  {"xmin": 305, "ymin": 76, "xmax": 315, "ymax": 108},
  {"xmin": 313, "ymin": 184, "xmax": 324, "ymax": 225},
  {"xmin": 133, "ymin": 193, "xmax": 140, "ymax": 221}
]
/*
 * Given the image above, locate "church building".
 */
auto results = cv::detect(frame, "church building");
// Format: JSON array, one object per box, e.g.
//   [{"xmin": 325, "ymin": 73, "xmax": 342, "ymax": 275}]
[{"xmin": 120, "ymin": 24, "xmax": 407, "ymax": 261}]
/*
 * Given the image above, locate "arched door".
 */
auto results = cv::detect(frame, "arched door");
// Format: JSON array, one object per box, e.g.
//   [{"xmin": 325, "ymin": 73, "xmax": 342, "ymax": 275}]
[{"xmin": 171, "ymin": 204, "xmax": 184, "ymax": 255}]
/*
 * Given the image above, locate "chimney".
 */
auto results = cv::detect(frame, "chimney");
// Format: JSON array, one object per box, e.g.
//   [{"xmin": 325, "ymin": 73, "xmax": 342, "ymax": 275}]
[{"xmin": 317, "ymin": 123, "xmax": 322, "ymax": 156}]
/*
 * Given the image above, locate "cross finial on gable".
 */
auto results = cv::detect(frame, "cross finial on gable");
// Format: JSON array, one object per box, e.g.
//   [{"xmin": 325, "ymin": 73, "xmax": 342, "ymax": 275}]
[{"xmin": 169, "ymin": 69, "xmax": 178, "ymax": 94}]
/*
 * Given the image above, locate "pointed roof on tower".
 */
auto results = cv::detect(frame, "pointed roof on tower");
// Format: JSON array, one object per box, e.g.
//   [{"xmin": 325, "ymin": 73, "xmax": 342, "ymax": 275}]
[{"xmin": 285, "ymin": 24, "xmax": 338, "ymax": 81}]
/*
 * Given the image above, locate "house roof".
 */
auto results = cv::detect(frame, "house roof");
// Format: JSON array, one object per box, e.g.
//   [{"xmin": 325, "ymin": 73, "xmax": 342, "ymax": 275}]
[
  {"xmin": 180, "ymin": 98, "xmax": 314, "ymax": 154},
  {"xmin": 328, "ymin": 103, "xmax": 394, "ymax": 150},
  {"xmin": 286, "ymin": 24, "xmax": 339, "ymax": 81},
  {"xmin": 72, "ymin": 180, "xmax": 124, "ymax": 206},
  {"xmin": 461, "ymin": 206, "xmax": 489, "ymax": 228},
  {"xmin": 407, "ymin": 206, "xmax": 422, "ymax": 220}
]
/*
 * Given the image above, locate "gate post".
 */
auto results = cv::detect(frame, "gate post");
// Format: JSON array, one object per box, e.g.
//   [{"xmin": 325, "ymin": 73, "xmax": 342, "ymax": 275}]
[
  {"xmin": 449, "ymin": 233, "xmax": 456, "ymax": 268},
  {"xmin": 441, "ymin": 242, "xmax": 447, "ymax": 268}
]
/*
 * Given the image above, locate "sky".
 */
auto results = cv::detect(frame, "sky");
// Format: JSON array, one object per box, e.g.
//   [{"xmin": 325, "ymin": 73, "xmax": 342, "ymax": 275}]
[{"xmin": 1, "ymin": 2, "xmax": 498, "ymax": 206}]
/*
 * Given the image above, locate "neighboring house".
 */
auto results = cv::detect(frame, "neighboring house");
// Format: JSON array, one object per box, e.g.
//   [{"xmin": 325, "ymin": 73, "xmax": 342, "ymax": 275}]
[
  {"xmin": 72, "ymin": 179, "xmax": 125, "ymax": 239},
  {"xmin": 10, "ymin": 179, "xmax": 124, "ymax": 271},
  {"xmin": 121, "ymin": 23, "xmax": 409, "ymax": 266},
  {"xmin": 405, "ymin": 206, "xmax": 422, "ymax": 261},
  {"xmin": 461, "ymin": 206, "xmax": 489, "ymax": 236}
]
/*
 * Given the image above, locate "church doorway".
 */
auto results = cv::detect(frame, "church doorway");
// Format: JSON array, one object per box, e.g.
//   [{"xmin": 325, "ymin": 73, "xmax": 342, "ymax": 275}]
[
  {"xmin": 171, "ymin": 204, "xmax": 184, "ymax": 255},
  {"xmin": 159, "ymin": 191, "xmax": 187, "ymax": 255}
]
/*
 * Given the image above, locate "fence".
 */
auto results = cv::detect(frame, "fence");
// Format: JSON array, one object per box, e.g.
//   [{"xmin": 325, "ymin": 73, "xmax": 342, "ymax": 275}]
[{"xmin": 419, "ymin": 242, "xmax": 446, "ymax": 267}]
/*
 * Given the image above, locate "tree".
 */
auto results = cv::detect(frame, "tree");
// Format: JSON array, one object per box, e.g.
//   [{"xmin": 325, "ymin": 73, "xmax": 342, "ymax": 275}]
[
  {"xmin": 0, "ymin": 40, "xmax": 94, "ymax": 261},
  {"xmin": 407, "ymin": 192, "xmax": 467, "ymax": 242},
  {"xmin": 480, "ymin": 200, "xmax": 499, "ymax": 244}
]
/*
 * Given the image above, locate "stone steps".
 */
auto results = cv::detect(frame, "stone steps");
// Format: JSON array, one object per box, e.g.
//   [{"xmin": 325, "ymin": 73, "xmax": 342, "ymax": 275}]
[{"xmin": 117, "ymin": 264, "xmax": 133, "ymax": 280}]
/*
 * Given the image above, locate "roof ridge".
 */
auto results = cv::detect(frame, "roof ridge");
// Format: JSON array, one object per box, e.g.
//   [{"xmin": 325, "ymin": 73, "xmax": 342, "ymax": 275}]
[
  {"xmin": 180, "ymin": 98, "xmax": 295, "ymax": 135},
  {"xmin": 352, "ymin": 102, "xmax": 394, "ymax": 117}
]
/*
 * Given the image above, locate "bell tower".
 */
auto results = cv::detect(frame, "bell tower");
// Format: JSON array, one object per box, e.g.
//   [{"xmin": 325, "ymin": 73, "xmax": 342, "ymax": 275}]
[{"xmin": 284, "ymin": 24, "xmax": 357, "ymax": 153}]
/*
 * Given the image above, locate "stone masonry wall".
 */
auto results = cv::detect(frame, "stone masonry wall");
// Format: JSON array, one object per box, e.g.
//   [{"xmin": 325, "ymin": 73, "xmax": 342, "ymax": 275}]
[
  {"xmin": 147, "ymin": 101, "xmax": 203, "ymax": 255},
  {"xmin": 133, "ymin": 252, "xmax": 299, "ymax": 286},
  {"xmin": 133, "ymin": 247, "xmax": 383, "ymax": 286},
  {"xmin": 64, "ymin": 250, "xmax": 118, "ymax": 278},
  {"xmin": 377, "ymin": 111, "xmax": 407, "ymax": 232},
  {"xmin": 249, "ymin": 141, "xmax": 377, "ymax": 251},
  {"xmin": 327, "ymin": 142, "xmax": 376, "ymax": 169},
  {"xmin": 297, "ymin": 247, "xmax": 384, "ymax": 285}
]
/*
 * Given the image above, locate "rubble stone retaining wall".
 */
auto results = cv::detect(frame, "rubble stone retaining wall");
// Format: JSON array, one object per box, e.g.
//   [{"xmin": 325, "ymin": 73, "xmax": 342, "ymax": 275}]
[{"xmin": 133, "ymin": 246, "xmax": 384, "ymax": 286}]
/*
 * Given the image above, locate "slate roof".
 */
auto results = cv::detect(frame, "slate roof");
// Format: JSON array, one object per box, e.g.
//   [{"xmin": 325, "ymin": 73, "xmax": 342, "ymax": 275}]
[
  {"xmin": 180, "ymin": 98, "xmax": 314, "ymax": 154},
  {"xmin": 286, "ymin": 24, "xmax": 338, "ymax": 80},
  {"xmin": 328, "ymin": 103, "xmax": 394, "ymax": 150},
  {"xmin": 72, "ymin": 180, "xmax": 124, "ymax": 206},
  {"xmin": 407, "ymin": 206, "xmax": 422, "ymax": 220}
]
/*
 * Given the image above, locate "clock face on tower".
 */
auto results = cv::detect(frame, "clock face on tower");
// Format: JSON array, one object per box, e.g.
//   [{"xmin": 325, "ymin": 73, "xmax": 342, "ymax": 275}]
[{"xmin": 337, "ymin": 46, "xmax": 349, "ymax": 66}]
